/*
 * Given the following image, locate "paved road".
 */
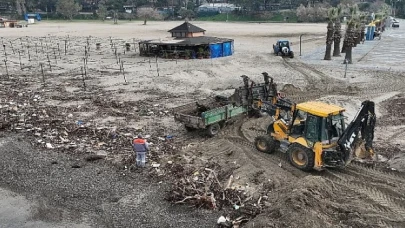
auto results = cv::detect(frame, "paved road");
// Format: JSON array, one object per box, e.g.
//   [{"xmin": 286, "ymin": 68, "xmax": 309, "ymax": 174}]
[
  {"xmin": 301, "ymin": 19, "xmax": 404, "ymax": 71},
  {"xmin": 361, "ymin": 19, "xmax": 404, "ymax": 69}
]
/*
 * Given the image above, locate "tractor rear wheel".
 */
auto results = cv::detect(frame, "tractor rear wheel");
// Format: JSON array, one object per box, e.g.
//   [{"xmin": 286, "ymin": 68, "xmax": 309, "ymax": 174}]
[
  {"xmin": 287, "ymin": 144, "xmax": 314, "ymax": 171},
  {"xmin": 290, "ymin": 51, "xmax": 294, "ymax": 58},
  {"xmin": 255, "ymin": 135, "xmax": 276, "ymax": 154}
]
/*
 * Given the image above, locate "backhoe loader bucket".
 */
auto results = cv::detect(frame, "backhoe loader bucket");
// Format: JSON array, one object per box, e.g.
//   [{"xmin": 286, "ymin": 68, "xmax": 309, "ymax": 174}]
[{"xmin": 349, "ymin": 139, "xmax": 377, "ymax": 164}]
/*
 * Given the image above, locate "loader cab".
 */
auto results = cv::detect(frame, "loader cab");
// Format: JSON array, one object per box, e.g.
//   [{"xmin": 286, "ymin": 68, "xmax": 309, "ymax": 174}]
[
  {"xmin": 288, "ymin": 101, "xmax": 346, "ymax": 147},
  {"xmin": 278, "ymin": 40, "xmax": 289, "ymax": 48}
]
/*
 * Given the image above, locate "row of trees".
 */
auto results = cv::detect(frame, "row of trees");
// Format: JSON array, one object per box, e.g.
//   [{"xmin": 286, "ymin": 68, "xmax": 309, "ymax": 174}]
[
  {"xmin": 323, "ymin": 3, "xmax": 390, "ymax": 64},
  {"xmin": 2, "ymin": 0, "xmax": 404, "ymax": 20}
]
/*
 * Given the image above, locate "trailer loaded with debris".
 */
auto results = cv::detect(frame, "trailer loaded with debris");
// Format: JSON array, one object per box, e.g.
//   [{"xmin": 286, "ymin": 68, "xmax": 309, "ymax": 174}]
[{"xmin": 173, "ymin": 96, "xmax": 248, "ymax": 136}]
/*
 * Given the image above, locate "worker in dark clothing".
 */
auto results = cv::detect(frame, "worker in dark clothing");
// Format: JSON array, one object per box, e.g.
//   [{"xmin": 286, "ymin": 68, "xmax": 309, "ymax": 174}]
[{"xmin": 132, "ymin": 134, "xmax": 149, "ymax": 167}]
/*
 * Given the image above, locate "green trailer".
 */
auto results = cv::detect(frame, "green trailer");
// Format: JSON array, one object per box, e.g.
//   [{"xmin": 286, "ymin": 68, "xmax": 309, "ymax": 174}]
[{"xmin": 173, "ymin": 97, "xmax": 248, "ymax": 136}]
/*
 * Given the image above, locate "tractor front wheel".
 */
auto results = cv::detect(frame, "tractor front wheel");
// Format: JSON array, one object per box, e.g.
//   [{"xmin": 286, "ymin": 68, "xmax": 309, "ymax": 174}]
[
  {"xmin": 255, "ymin": 135, "xmax": 276, "ymax": 154},
  {"xmin": 287, "ymin": 144, "xmax": 314, "ymax": 171}
]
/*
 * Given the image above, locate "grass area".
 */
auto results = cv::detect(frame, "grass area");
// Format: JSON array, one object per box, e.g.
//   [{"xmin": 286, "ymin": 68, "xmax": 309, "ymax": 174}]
[{"xmin": 195, "ymin": 12, "xmax": 298, "ymax": 23}]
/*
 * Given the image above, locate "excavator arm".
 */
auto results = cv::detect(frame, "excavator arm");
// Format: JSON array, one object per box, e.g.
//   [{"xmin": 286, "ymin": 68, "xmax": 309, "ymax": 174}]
[{"xmin": 337, "ymin": 100, "xmax": 376, "ymax": 163}]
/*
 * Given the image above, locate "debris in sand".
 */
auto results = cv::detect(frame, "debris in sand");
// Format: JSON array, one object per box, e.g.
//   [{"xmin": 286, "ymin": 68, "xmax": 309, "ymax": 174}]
[
  {"xmin": 0, "ymin": 83, "xmax": 176, "ymax": 169},
  {"xmin": 84, "ymin": 154, "xmax": 106, "ymax": 162},
  {"xmin": 166, "ymin": 162, "xmax": 265, "ymax": 225}
]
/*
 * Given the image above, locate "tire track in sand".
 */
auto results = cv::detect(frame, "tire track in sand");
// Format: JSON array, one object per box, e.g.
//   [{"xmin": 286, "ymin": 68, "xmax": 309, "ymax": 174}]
[
  {"xmin": 219, "ymin": 118, "xmax": 307, "ymax": 178},
  {"xmin": 322, "ymin": 169, "xmax": 405, "ymax": 221}
]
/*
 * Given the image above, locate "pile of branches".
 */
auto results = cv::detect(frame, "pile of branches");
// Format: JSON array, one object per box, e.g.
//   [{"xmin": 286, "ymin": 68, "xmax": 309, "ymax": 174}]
[{"xmin": 166, "ymin": 163, "xmax": 266, "ymax": 226}]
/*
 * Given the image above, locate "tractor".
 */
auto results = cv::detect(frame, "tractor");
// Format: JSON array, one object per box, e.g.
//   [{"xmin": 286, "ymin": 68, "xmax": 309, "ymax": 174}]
[{"xmin": 273, "ymin": 40, "xmax": 294, "ymax": 58}]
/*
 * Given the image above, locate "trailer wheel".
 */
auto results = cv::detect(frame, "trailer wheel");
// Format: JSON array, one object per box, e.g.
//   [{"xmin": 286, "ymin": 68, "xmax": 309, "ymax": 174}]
[
  {"xmin": 207, "ymin": 123, "xmax": 220, "ymax": 137},
  {"xmin": 184, "ymin": 125, "xmax": 195, "ymax": 132}
]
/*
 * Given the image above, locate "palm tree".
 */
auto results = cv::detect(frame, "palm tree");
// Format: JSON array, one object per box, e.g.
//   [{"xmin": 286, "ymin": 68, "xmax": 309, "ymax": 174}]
[
  {"xmin": 343, "ymin": 5, "xmax": 359, "ymax": 64},
  {"xmin": 353, "ymin": 22, "xmax": 361, "ymax": 47},
  {"xmin": 324, "ymin": 7, "xmax": 337, "ymax": 60},
  {"xmin": 333, "ymin": 5, "xmax": 343, "ymax": 57},
  {"xmin": 358, "ymin": 14, "xmax": 367, "ymax": 44},
  {"xmin": 342, "ymin": 5, "xmax": 359, "ymax": 55},
  {"xmin": 343, "ymin": 19, "xmax": 356, "ymax": 64}
]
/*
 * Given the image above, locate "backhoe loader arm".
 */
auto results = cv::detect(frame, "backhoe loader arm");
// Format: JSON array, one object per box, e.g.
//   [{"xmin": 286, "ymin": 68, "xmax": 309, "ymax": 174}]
[
  {"xmin": 337, "ymin": 100, "xmax": 376, "ymax": 162},
  {"xmin": 257, "ymin": 98, "xmax": 295, "ymax": 120}
]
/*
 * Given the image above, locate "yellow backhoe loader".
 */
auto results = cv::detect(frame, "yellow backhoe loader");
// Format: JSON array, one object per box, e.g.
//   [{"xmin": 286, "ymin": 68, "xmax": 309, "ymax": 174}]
[{"xmin": 231, "ymin": 72, "xmax": 376, "ymax": 171}]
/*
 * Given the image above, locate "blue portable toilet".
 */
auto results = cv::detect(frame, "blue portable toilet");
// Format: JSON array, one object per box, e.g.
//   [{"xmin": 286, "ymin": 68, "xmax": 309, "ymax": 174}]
[{"xmin": 366, "ymin": 25, "xmax": 375, "ymax": 40}]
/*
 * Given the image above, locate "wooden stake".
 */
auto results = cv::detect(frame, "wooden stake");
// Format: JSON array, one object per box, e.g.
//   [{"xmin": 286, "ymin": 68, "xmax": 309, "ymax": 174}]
[
  {"xmin": 64, "ymin": 40, "xmax": 67, "ymax": 55},
  {"xmin": 47, "ymin": 54, "xmax": 52, "ymax": 71},
  {"xmin": 18, "ymin": 50, "xmax": 22, "ymax": 70},
  {"xmin": 9, "ymin": 41, "xmax": 15, "ymax": 54},
  {"xmin": 40, "ymin": 63, "xmax": 45, "ymax": 87},
  {"xmin": 155, "ymin": 56, "xmax": 160, "ymax": 77},
  {"xmin": 57, "ymin": 43, "xmax": 61, "ymax": 58},
  {"xmin": 121, "ymin": 61, "xmax": 127, "ymax": 84},
  {"xmin": 81, "ymin": 66, "xmax": 86, "ymax": 91},
  {"xmin": 83, "ymin": 58, "xmax": 87, "ymax": 77},
  {"xmin": 4, "ymin": 59, "xmax": 9, "ymax": 78},
  {"xmin": 53, "ymin": 49, "xmax": 57, "ymax": 64},
  {"xmin": 27, "ymin": 45, "xmax": 31, "ymax": 61}
]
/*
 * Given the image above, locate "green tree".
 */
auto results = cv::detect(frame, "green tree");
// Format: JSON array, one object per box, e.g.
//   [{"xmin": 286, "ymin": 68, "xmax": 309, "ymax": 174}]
[
  {"xmin": 97, "ymin": 0, "xmax": 107, "ymax": 21},
  {"xmin": 137, "ymin": 7, "xmax": 163, "ymax": 25},
  {"xmin": 178, "ymin": 8, "xmax": 195, "ymax": 20},
  {"xmin": 56, "ymin": 0, "xmax": 82, "ymax": 20},
  {"xmin": 324, "ymin": 7, "xmax": 337, "ymax": 60}
]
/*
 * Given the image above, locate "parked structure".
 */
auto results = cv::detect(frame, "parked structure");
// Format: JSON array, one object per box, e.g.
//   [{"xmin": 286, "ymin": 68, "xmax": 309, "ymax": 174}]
[
  {"xmin": 197, "ymin": 3, "xmax": 240, "ymax": 13},
  {"xmin": 24, "ymin": 13, "xmax": 41, "ymax": 22},
  {"xmin": 139, "ymin": 22, "xmax": 234, "ymax": 59},
  {"xmin": 0, "ymin": 18, "xmax": 18, "ymax": 28}
]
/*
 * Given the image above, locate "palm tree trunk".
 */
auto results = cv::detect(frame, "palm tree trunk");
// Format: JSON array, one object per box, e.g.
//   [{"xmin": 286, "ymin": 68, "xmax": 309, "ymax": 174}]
[
  {"xmin": 341, "ymin": 39, "xmax": 347, "ymax": 53},
  {"xmin": 325, "ymin": 44, "xmax": 333, "ymax": 60},
  {"xmin": 355, "ymin": 29, "xmax": 361, "ymax": 45},
  {"xmin": 344, "ymin": 23, "xmax": 355, "ymax": 64},
  {"xmin": 333, "ymin": 20, "xmax": 341, "ymax": 57},
  {"xmin": 360, "ymin": 25, "xmax": 365, "ymax": 43},
  {"xmin": 324, "ymin": 21, "xmax": 334, "ymax": 60},
  {"xmin": 344, "ymin": 47, "xmax": 353, "ymax": 64}
]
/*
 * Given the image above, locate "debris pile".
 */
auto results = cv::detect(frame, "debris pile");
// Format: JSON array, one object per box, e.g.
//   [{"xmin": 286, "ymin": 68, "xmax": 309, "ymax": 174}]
[
  {"xmin": 166, "ymin": 162, "xmax": 266, "ymax": 227},
  {"xmin": 0, "ymin": 83, "xmax": 175, "ymax": 165}
]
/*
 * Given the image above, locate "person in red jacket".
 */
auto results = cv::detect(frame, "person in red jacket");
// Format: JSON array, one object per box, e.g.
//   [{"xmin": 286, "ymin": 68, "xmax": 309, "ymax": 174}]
[{"xmin": 132, "ymin": 134, "xmax": 149, "ymax": 167}]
